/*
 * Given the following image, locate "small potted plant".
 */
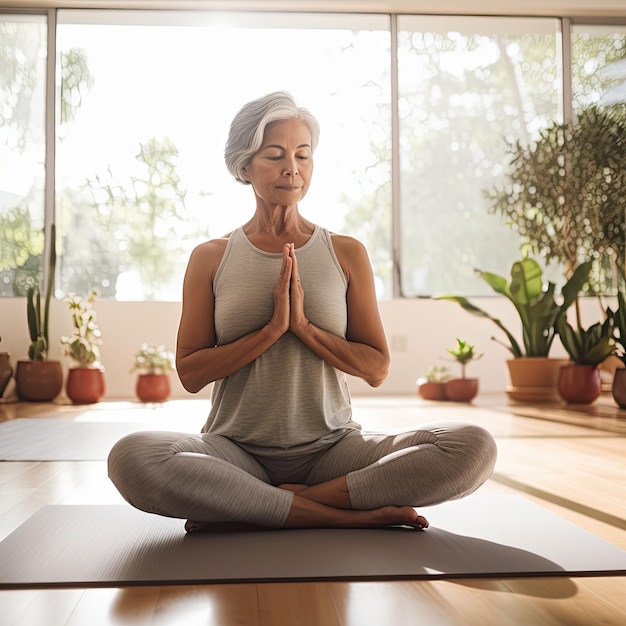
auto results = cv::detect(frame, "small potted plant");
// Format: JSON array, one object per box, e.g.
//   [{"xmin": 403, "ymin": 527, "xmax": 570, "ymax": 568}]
[
  {"xmin": 416, "ymin": 365, "xmax": 451, "ymax": 401},
  {"xmin": 555, "ymin": 313, "xmax": 616, "ymax": 405},
  {"xmin": 131, "ymin": 343, "xmax": 175, "ymax": 403},
  {"xmin": 60, "ymin": 290, "xmax": 105, "ymax": 404},
  {"xmin": 444, "ymin": 338, "xmax": 482, "ymax": 402},
  {"xmin": 15, "ymin": 223, "xmax": 63, "ymax": 402}
]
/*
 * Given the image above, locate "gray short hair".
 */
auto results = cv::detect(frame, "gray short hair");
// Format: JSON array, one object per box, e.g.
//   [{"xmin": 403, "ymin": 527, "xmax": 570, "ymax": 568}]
[{"xmin": 224, "ymin": 91, "xmax": 320, "ymax": 185}]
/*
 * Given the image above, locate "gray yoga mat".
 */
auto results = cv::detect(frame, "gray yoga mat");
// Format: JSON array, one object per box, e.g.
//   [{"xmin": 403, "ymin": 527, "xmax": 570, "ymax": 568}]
[
  {"xmin": 1, "ymin": 496, "xmax": 625, "ymax": 588},
  {"xmin": 0, "ymin": 418, "xmax": 168, "ymax": 461}
]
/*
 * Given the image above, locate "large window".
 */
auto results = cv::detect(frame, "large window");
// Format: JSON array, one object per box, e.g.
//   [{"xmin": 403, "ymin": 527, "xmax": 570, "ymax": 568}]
[
  {"xmin": 0, "ymin": 13, "xmax": 47, "ymax": 297},
  {"xmin": 55, "ymin": 11, "xmax": 392, "ymax": 300},
  {"xmin": 1, "ymin": 10, "xmax": 625, "ymax": 301}
]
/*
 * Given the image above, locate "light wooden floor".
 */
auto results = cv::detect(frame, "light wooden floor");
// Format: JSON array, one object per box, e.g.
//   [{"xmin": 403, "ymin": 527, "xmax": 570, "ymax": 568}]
[{"xmin": 0, "ymin": 393, "xmax": 625, "ymax": 626}]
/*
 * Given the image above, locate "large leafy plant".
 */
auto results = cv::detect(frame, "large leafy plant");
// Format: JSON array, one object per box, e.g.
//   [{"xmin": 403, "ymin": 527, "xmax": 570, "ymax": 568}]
[
  {"xmin": 486, "ymin": 105, "xmax": 626, "ymax": 293},
  {"xmin": 436, "ymin": 258, "xmax": 591, "ymax": 358}
]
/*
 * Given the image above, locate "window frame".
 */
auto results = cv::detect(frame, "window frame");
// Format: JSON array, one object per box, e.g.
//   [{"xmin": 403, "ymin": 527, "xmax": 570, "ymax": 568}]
[{"xmin": 2, "ymin": 7, "xmax": 626, "ymax": 300}]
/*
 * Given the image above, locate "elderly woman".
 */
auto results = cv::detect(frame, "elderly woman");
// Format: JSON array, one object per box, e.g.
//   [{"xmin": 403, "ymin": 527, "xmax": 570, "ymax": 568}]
[{"xmin": 108, "ymin": 91, "xmax": 497, "ymax": 532}]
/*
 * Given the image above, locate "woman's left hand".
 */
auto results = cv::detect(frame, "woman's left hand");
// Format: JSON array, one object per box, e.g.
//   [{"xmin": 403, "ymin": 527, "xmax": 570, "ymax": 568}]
[{"xmin": 288, "ymin": 243, "xmax": 309, "ymax": 331}]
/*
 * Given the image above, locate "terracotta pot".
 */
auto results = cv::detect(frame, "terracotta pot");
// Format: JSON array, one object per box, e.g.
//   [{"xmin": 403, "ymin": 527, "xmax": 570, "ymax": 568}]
[
  {"xmin": 506, "ymin": 357, "xmax": 569, "ymax": 402},
  {"xmin": 135, "ymin": 373, "xmax": 171, "ymax": 403},
  {"xmin": 417, "ymin": 380, "xmax": 447, "ymax": 401},
  {"xmin": 612, "ymin": 368, "xmax": 626, "ymax": 409},
  {"xmin": 445, "ymin": 378, "xmax": 479, "ymax": 402},
  {"xmin": 66, "ymin": 368, "xmax": 106, "ymax": 404},
  {"xmin": 15, "ymin": 360, "xmax": 63, "ymax": 402},
  {"xmin": 0, "ymin": 352, "xmax": 13, "ymax": 396},
  {"xmin": 557, "ymin": 363, "xmax": 601, "ymax": 404}
]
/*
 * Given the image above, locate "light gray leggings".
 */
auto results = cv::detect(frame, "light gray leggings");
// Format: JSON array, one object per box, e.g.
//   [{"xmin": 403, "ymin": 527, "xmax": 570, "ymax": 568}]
[{"xmin": 108, "ymin": 421, "xmax": 497, "ymax": 528}]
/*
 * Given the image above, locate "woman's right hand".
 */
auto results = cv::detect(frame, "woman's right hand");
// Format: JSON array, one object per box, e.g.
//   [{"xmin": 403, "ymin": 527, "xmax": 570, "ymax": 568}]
[{"xmin": 269, "ymin": 243, "xmax": 293, "ymax": 335}]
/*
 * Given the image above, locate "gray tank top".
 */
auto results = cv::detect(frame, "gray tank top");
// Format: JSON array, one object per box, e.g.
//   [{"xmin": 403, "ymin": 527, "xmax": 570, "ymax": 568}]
[{"xmin": 202, "ymin": 225, "xmax": 361, "ymax": 452}]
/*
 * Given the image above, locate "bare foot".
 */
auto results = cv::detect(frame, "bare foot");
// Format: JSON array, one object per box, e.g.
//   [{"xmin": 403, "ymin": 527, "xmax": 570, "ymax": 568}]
[
  {"xmin": 279, "ymin": 481, "xmax": 428, "ymax": 529},
  {"xmin": 370, "ymin": 505, "xmax": 429, "ymax": 530},
  {"xmin": 284, "ymin": 494, "xmax": 429, "ymax": 530}
]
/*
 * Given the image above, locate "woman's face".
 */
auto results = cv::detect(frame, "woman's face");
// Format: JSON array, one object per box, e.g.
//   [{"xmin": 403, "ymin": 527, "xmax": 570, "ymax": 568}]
[{"xmin": 243, "ymin": 118, "xmax": 313, "ymax": 208}]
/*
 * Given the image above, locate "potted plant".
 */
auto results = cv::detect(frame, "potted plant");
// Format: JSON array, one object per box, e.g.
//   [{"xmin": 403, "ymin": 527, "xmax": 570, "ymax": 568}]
[
  {"xmin": 131, "ymin": 343, "xmax": 175, "ymax": 403},
  {"xmin": 436, "ymin": 258, "xmax": 591, "ymax": 402},
  {"xmin": 416, "ymin": 365, "xmax": 451, "ymax": 401},
  {"xmin": 444, "ymin": 338, "xmax": 482, "ymax": 402},
  {"xmin": 555, "ymin": 312, "xmax": 616, "ymax": 405},
  {"xmin": 60, "ymin": 290, "xmax": 105, "ymax": 404},
  {"xmin": 15, "ymin": 223, "xmax": 64, "ymax": 402},
  {"xmin": 486, "ymin": 105, "xmax": 626, "ymax": 388},
  {"xmin": 607, "ymin": 292, "xmax": 626, "ymax": 409}
]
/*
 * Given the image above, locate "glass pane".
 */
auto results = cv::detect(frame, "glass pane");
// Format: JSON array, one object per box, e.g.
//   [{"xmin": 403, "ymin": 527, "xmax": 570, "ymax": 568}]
[
  {"xmin": 397, "ymin": 16, "xmax": 561, "ymax": 296},
  {"xmin": 572, "ymin": 24, "xmax": 626, "ymax": 109},
  {"xmin": 56, "ymin": 10, "xmax": 391, "ymax": 301},
  {"xmin": 570, "ymin": 24, "xmax": 626, "ymax": 293},
  {"xmin": 0, "ymin": 14, "xmax": 47, "ymax": 298}
]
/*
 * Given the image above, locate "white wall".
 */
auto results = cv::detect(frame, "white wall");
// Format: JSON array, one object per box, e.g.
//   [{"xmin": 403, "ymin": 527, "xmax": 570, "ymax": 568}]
[{"xmin": 0, "ymin": 295, "xmax": 609, "ymax": 400}]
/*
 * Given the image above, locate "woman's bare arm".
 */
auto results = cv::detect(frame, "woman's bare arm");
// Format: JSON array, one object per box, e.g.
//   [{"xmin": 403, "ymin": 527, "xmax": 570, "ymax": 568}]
[
  {"xmin": 176, "ymin": 240, "xmax": 292, "ymax": 393},
  {"xmin": 289, "ymin": 236, "xmax": 390, "ymax": 387}
]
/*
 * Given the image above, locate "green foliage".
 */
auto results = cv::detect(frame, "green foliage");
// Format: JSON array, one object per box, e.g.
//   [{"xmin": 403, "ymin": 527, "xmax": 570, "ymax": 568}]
[
  {"xmin": 486, "ymin": 105, "xmax": 626, "ymax": 292},
  {"xmin": 572, "ymin": 33, "xmax": 626, "ymax": 108},
  {"xmin": 436, "ymin": 258, "xmax": 592, "ymax": 358},
  {"xmin": 131, "ymin": 343, "xmax": 175, "ymax": 375},
  {"xmin": 446, "ymin": 338, "xmax": 482, "ymax": 378},
  {"xmin": 60, "ymin": 48, "xmax": 94, "ymax": 124},
  {"xmin": 26, "ymin": 224, "xmax": 56, "ymax": 361},
  {"xmin": 0, "ymin": 208, "xmax": 43, "ymax": 275},
  {"xmin": 556, "ymin": 314, "xmax": 615, "ymax": 367},
  {"xmin": 81, "ymin": 137, "xmax": 190, "ymax": 299},
  {"xmin": 60, "ymin": 290, "xmax": 102, "ymax": 367}
]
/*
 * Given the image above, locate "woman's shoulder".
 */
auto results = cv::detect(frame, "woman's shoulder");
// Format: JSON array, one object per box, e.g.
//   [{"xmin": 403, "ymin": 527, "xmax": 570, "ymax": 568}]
[
  {"xmin": 192, "ymin": 233, "xmax": 232, "ymax": 256},
  {"xmin": 328, "ymin": 231, "xmax": 368, "ymax": 256},
  {"xmin": 184, "ymin": 234, "xmax": 237, "ymax": 288},
  {"xmin": 327, "ymin": 232, "xmax": 371, "ymax": 282}
]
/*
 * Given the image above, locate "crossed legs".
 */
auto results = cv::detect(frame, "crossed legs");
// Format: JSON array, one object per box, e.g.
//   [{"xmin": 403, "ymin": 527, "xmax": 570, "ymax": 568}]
[{"xmin": 107, "ymin": 422, "xmax": 496, "ymax": 531}]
